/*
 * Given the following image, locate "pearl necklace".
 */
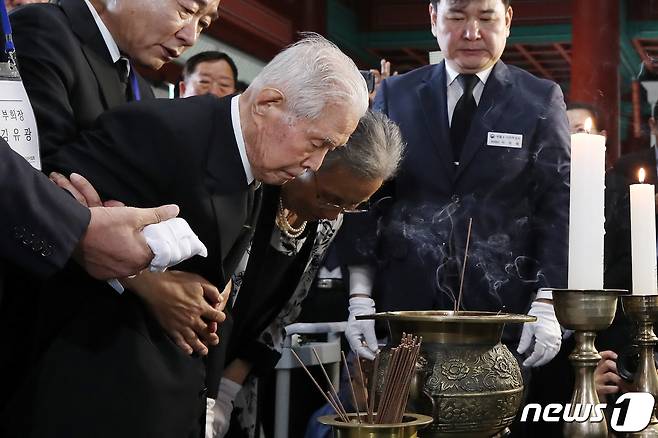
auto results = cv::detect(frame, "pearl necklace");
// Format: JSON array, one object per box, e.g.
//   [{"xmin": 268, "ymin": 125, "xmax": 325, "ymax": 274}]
[{"xmin": 275, "ymin": 197, "xmax": 307, "ymax": 239}]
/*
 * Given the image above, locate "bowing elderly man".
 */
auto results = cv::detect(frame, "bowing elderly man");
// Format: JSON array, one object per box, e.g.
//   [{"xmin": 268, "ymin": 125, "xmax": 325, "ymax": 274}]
[
  {"xmin": 0, "ymin": 34, "xmax": 369, "ymax": 438},
  {"xmin": 345, "ymin": 0, "xmax": 570, "ymax": 407}
]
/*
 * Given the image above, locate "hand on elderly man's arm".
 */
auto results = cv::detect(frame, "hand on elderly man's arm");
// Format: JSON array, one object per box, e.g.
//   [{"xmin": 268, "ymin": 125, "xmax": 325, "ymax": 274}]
[
  {"xmin": 517, "ymin": 290, "xmax": 562, "ymax": 367},
  {"xmin": 51, "ymin": 172, "xmax": 207, "ymax": 282},
  {"xmin": 123, "ymin": 273, "xmax": 230, "ymax": 355}
]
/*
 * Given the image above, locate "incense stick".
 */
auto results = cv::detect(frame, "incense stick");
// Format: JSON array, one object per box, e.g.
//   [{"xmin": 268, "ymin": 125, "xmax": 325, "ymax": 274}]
[
  {"xmin": 290, "ymin": 349, "xmax": 349, "ymax": 422},
  {"xmin": 341, "ymin": 351, "xmax": 362, "ymax": 424},
  {"xmin": 455, "ymin": 217, "xmax": 473, "ymax": 313},
  {"xmin": 368, "ymin": 352, "xmax": 380, "ymax": 423},
  {"xmin": 354, "ymin": 353, "xmax": 370, "ymax": 423},
  {"xmin": 311, "ymin": 347, "xmax": 348, "ymax": 419}
]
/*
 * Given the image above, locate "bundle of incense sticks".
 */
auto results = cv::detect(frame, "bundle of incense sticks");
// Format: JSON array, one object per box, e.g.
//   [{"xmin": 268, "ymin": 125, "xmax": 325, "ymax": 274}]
[
  {"xmin": 291, "ymin": 334, "xmax": 421, "ymax": 425},
  {"xmin": 375, "ymin": 333, "xmax": 422, "ymax": 424}
]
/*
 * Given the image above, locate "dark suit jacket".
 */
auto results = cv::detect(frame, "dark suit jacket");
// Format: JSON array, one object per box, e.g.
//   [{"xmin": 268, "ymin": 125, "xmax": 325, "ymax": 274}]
[
  {"xmin": 0, "ymin": 138, "xmax": 90, "ymax": 430},
  {"xmin": 0, "ymin": 95, "xmax": 259, "ymax": 438},
  {"xmin": 0, "ymin": 139, "xmax": 89, "ymax": 278},
  {"xmin": 10, "ymin": 0, "xmax": 153, "ymax": 159},
  {"xmin": 225, "ymin": 185, "xmax": 318, "ymax": 376},
  {"xmin": 372, "ymin": 61, "xmax": 570, "ymax": 343}
]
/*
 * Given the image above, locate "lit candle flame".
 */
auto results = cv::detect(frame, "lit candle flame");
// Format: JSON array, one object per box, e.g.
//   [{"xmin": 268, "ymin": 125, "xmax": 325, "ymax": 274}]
[
  {"xmin": 639, "ymin": 168, "xmax": 646, "ymax": 183},
  {"xmin": 584, "ymin": 117, "xmax": 593, "ymax": 134}
]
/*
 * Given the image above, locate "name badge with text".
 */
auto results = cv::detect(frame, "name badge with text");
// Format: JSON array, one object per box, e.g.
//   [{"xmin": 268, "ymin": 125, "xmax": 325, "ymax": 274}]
[
  {"xmin": 0, "ymin": 71, "xmax": 41, "ymax": 169},
  {"xmin": 487, "ymin": 132, "xmax": 523, "ymax": 149}
]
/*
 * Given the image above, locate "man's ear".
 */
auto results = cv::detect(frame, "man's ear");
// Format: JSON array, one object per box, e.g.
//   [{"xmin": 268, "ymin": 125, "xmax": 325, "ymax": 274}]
[
  {"xmin": 179, "ymin": 81, "xmax": 187, "ymax": 98},
  {"xmin": 429, "ymin": 3, "xmax": 438, "ymax": 38},
  {"xmin": 253, "ymin": 88, "xmax": 285, "ymax": 116}
]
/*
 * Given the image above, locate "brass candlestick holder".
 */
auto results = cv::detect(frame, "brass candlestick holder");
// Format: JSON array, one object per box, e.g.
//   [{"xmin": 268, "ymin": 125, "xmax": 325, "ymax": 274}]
[
  {"xmin": 552, "ymin": 289, "xmax": 625, "ymax": 438},
  {"xmin": 621, "ymin": 294, "xmax": 658, "ymax": 437}
]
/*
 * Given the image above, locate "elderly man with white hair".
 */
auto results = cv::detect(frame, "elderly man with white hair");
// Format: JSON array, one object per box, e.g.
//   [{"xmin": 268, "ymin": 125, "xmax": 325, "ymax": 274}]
[{"xmin": 0, "ymin": 34, "xmax": 368, "ymax": 438}]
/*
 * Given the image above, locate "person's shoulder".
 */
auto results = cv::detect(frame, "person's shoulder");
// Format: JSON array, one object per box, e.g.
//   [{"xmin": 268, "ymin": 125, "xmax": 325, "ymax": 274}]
[
  {"xmin": 505, "ymin": 63, "xmax": 557, "ymax": 93},
  {"xmin": 10, "ymin": 3, "xmax": 68, "ymax": 28},
  {"xmin": 385, "ymin": 64, "xmax": 436, "ymax": 89}
]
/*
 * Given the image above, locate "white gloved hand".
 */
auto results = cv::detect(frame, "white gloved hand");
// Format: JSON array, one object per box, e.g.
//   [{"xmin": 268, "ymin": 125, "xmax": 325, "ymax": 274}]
[
  {"xmin": 517, "ymin": 301, "xmax": 562, "ymax": 367},
  {"xmin": 345, "ymin": 297, "xmax": 379, "ymax": 360},
  {"xmin": 205, "ymin": 398, "xmax": 217, "ymax": 438},
  {"xmin": 209, "ymin": 378, "xmax": 242, "ymax": 438},
  {"xmin": 107, "ymin": 217, "xmax": 208, "ymax": 294},
  {"xmin": 143, "ymin": 217, "xmax": 208, "ymax": 272}
]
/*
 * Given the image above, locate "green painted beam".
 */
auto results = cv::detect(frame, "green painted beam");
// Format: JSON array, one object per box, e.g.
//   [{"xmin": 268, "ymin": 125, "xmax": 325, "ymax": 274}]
[
  {"xmin": 507, "ymin": 24, "xmax": 572, "ymax": 45},
  {"xmin": 327, "ymin": 0, "xmax": 379, "ymax": 65},
  {"xmin": 629, "ymin": 21, "xmax": 658, "ymax": 40}
]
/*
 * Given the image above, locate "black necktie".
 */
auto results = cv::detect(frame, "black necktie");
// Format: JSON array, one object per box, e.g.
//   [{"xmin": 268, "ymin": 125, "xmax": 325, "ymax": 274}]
[
  {"xmin": 450, "ymin": 74, "xmax": 479, "ymax": 162},
  {"xmin": 115, "ymin": 57, "xmax": 131, "ymax": 101}
]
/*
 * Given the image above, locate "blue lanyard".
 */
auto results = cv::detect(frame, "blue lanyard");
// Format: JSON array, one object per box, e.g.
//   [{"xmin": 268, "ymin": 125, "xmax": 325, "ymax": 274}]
[
  {"xmin": 129, "ymin": 67, "xmax": 141, "ymax": 101},
  {"xmin": 0, "ymin": 0, "xmax": 16, "ymax": 67}
]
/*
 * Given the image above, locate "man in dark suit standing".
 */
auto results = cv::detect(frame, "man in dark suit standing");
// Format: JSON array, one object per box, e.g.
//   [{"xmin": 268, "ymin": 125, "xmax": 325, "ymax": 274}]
[
  {"xmin": 346, "ymin": 0, "xmax": 570, "ymax": 374},
  {"xmin": 0, "ymin": 35, "xmax": 369, "ymax": 438},
  {"xmin": 10, "ymin": 0, "xmax": 220, "ymax": 158}
]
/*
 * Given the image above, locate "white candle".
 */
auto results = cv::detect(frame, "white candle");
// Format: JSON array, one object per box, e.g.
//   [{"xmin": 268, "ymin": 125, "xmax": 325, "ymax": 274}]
[
  {"xmin": 630, "ymin": 168, "xmax": 658, "ymax": 295},
  {"xmin": 568, "ymin": 118, "xmax": 606, "ymax": 289}
]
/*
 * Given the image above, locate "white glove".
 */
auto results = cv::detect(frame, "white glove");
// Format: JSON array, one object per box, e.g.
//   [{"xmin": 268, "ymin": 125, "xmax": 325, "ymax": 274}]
[
  {"xmin": 143, "ymin": 217, "xmax": 208, "ymax": 272},
  {"xmin": 345, "ymin": 297, "xmax": 379, "ymax": 360},
  {"xmin": 107, "ymin": 217, "xmax": 208, "ymax": 293},
  {"xmin": 205, "ymin": 398, "xmax": 217, "ymax": 438},
  {"xmin": 517, "ymin": 301, "xmax": 562, "ymax": 367},
  {"xmin": 208, "ymin": 378, "xmax": 242, "ymax": 438}
]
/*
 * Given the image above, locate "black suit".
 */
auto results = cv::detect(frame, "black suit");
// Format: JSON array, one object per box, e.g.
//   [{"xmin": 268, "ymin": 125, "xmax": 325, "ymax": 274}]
[
  {"xmin": 0, "ymin": 95, "xmax": 259, "ymax": 438},
  {"xmin": 372, "ymin": 61, "xmax": 570, "ymax": 344},
  {"xmin": 0, "ymin": 138, "xmax": 90, "ymax": 425},
  {"xmin": 10, "ymin": 0, "xmax": 153, "ymax": 159},
  {"xmin": 226, "ymin": 185, "xmax": 318, "ymax": 375}
]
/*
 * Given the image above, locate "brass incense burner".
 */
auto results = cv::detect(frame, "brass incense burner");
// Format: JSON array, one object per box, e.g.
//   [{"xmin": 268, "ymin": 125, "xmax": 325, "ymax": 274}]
[
  {"xmin": 359, "ymin": 311, "xmax": 534, "ymax": 437},
  {"xmin": 318, "ymin": 413, "xmax": 433, "ymax": 438}
]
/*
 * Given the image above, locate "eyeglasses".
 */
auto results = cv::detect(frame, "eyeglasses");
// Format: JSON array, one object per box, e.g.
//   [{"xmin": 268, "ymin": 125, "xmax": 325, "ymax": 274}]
[{"xmin": 312, "ymin": 172, "xmax": 369, "ymax": 214}]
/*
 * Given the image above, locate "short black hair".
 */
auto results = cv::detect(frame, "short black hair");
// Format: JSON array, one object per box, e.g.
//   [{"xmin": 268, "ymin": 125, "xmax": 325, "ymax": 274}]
[
  {"xmin": 182, "ymin": 51, "xmax": 238, "ymax": 83},
  {"xmin": 566, "ymin": 101, "xmax": 603, "ymax": 129},
  {"xmin": 431, "ymin": 0, "xmax": 511, "ymax": 8}
]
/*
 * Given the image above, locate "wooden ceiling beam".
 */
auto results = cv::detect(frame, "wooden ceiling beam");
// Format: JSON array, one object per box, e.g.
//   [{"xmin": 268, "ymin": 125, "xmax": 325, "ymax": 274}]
[
  {"xmin": 553, "ymin": 43, "xmax": 572, "ymax": 65},
  {"xmin": 514, "ymin": 43, "xmax": 555, "ymax": 81}
]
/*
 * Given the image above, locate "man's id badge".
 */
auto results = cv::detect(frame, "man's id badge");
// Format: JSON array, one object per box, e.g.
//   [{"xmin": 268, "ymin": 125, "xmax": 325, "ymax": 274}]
[
  {"xmin": 0, "ymin": 62, "xmax": 41, "ymax": 169},
  {"xmin": 487, "ymin": 131, "xmax": 523, "ymax": 149}
]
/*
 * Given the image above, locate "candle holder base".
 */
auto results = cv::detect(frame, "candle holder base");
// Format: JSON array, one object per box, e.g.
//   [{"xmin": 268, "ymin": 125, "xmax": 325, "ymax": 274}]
[
  {"xmin": 622, "ymin": 295, "xmax": 658, "ymax": 437},
  {"xmin": 553, "ymin": 289, "xmax": 625, "ymax": 438}
]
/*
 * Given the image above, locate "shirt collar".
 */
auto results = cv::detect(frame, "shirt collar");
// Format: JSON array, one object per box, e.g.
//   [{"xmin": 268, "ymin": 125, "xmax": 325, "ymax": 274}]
[
  {"xmin": 84, "ymin": 0, "xmax": 121, "ymax": 64},
  {"xmin": 231, "ymin": 95, "xmax": 255, "ymax": 186},
  {"xmin": 445, "ymin": 62, "xmax": 495, "ymax": 87}
]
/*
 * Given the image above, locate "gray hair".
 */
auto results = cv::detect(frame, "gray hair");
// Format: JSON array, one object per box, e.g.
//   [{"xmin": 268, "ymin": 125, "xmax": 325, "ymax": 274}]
[
  {"xmin": 321, "ymin": 110, "xmax": 405, "ymax": 181},
  {"xmin": 248, "ymin": 33, "xmax": 369, "ymax": 120}
]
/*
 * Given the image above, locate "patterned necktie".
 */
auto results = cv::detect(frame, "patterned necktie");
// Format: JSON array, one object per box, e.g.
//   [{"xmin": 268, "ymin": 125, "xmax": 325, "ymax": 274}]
[{"xmin": 450, "ymin": 74, "xmax": 479, "ymax": 163}]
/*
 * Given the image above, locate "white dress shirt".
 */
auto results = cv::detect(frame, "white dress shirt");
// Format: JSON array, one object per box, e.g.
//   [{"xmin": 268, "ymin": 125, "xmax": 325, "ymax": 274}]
[
  {"xmin": 231, "ymin": 95, "xmax": 255, "ymax": 185},
  {"xmin": 83, "ymin": 0, "xmax": 123, "ymax": 67},
  {"xmin": 445, "ymin": 62, "xmax": 494, "ymax": 126}
]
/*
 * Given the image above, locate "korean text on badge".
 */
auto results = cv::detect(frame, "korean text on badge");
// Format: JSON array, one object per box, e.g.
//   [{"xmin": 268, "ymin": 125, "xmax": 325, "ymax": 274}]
[{"xmin": 487, "ymin": 131, "xmax": 523, "ymax": 149}]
